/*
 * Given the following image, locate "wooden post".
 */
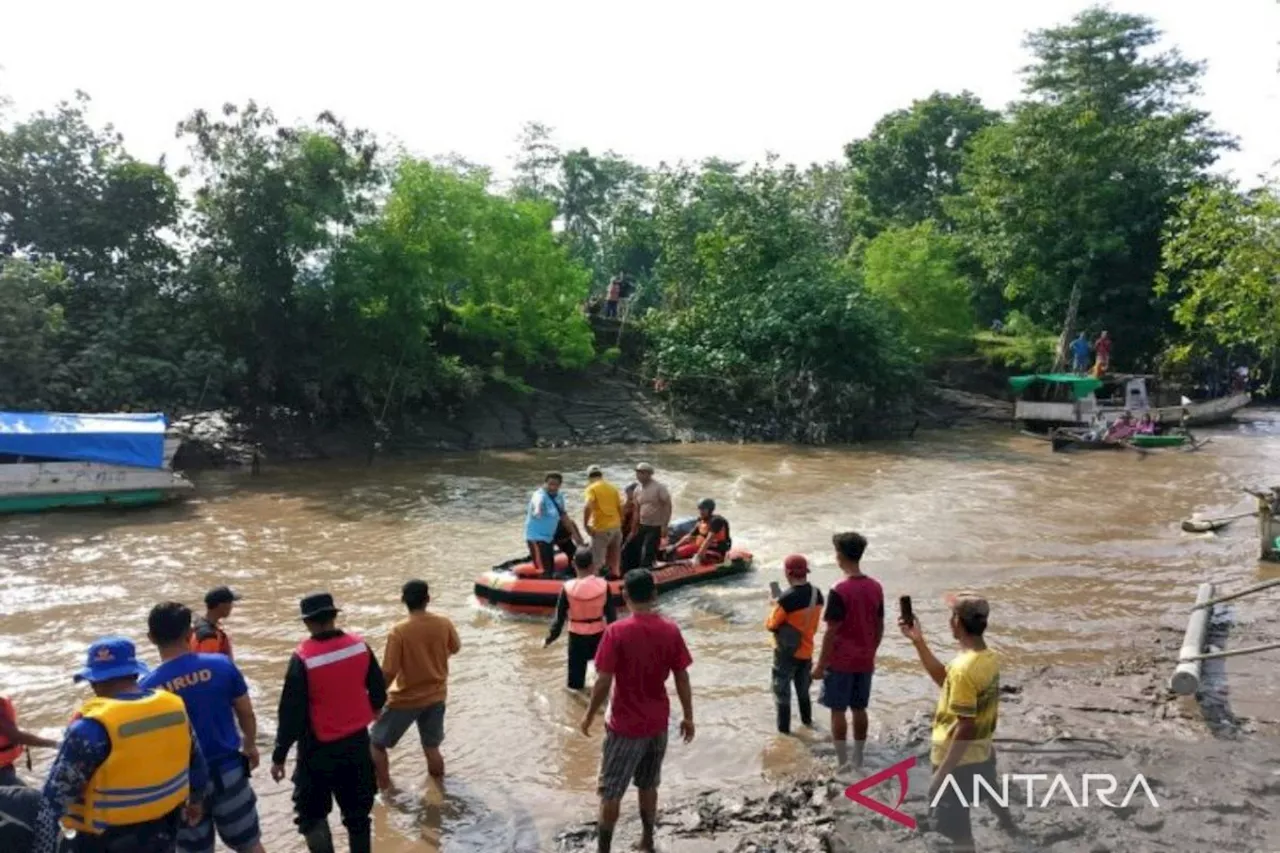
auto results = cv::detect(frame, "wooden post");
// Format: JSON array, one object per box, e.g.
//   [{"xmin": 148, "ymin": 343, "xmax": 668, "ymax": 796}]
[{"xmin": 1170, "ymin": 582, "xmax": 1215, "ymax": 696}]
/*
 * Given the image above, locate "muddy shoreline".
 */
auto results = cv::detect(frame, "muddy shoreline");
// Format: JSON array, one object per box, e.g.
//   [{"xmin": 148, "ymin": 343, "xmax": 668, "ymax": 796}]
[
  {"xmin": 553, "ymin": 622, "xmax": 1280, "ymax": 853},
  {"xmin": 169, "ymin": 377, "xmax": 1013, "ymax": 470}
]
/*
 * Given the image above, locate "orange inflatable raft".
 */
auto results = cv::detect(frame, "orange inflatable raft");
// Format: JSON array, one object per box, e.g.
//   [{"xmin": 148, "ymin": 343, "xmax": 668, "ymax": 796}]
[{"xmin": 473, "ymin": 548, "xmax": 754, "ymax": 616}]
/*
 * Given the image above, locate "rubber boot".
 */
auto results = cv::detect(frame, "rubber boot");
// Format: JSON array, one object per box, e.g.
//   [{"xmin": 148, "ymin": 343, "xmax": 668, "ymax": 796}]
[
  {"xmin": 302, "ymin": 821, "xmax": 336, "ymax": 853},
  {"xmin": 348, "ymin": 827, "xmax": 372, "ymax": 853}
]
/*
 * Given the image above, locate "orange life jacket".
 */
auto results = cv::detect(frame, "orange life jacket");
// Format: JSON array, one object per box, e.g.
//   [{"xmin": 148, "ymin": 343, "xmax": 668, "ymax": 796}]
[
  {"xmin": 0, "ymin": 697, "xmax": 22, "ymax": 768},
  {"xmin": 296, "ymin": 633, "xmax": 375, "ymax": 743},
  {"xmin": 695, "ymin": 515, "xmax": 730, "ymax": 548},
  {"xmin": 565, "ymin": 576, "xmax": 609, "ymax": 636}
]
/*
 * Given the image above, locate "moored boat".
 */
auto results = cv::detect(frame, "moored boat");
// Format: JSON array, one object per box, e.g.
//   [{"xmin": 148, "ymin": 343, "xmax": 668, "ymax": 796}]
[
  {"xmin": 1129, "ymin": 434, "xmax": 1188, "ymax": 449},
  {"xmin": 0, "ymin": 412, "xmax": 193, "ymax": 514},
  {"xmin": 1011, "ymin": 374, "xmax": 1248, "ymax": 431},
  {"xmin": 1049, "ymin": 429, "xmax": 1122, "ymax": 452}
]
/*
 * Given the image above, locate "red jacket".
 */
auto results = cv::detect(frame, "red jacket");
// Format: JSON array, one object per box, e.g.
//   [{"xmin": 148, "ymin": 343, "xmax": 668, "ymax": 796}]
[{"xmin": 297, "ymin": 633, "xmax": 376, "ymax": 742}]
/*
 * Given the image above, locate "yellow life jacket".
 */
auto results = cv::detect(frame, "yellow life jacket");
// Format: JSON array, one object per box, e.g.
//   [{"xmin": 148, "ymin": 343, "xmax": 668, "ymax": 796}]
[{"xmin": 62, "ymin": 691, "xmax": 191, "ymax": 834}]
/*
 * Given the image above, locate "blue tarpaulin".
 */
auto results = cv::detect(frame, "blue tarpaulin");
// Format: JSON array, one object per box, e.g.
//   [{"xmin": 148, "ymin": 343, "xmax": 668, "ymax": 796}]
[{"xmin": 0, "ymin": 412, "xmax": 168, "ymax": 469}]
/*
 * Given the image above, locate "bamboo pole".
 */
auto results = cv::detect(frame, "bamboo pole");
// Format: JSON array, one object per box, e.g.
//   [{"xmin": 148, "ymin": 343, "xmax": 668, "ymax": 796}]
[
  {"xmin": 1177, "ymin": 641, "xmax": 1280, "ymax": 663},
  {"xmin": 1190, "ymin": 577, "xmax": 1280, "ymax": 611},
  {"xmin": 1170, "ymin": 582, "xmax": 1214, "ymax": 696}
]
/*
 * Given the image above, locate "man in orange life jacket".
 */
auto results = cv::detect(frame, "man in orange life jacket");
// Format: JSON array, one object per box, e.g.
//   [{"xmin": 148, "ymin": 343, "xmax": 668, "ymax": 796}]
[
  {"xmin": 668, "ymin": 498, "xmax": 731, "ymax": 563},
  {"xmin": 765, "ymin": 555, "xmax": 824, "ymax": 735},
  {"xmin": 270, "ymin": 593, "xmax": 387, "ymax": 853},
  {"xmin": 190, "ymin": 586, "xmax": 240, "ymax": 659},
  {"xmin": 0, "ymin": 696, "xmax": 57, "ymax": 786},
  {"xmin": 545, "ymin": 550, "xmax": 619, "ymax": 690}
]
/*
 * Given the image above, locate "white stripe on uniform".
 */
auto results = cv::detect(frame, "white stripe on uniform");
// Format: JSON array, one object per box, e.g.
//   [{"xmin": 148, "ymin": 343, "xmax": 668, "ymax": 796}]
[{"xmin": 302, "ymin": 642, "xmax": 367, "ymax": 670}]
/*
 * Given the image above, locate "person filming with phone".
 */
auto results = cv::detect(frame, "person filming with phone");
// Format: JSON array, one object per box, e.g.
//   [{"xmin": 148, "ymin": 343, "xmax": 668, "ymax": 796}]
[{"xmin": 765, "ymin": 555, "xmax": 824, "ymax": 734}]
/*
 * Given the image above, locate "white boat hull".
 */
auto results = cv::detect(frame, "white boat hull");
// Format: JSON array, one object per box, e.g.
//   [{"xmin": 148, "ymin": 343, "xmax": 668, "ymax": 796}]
[{"xmin": 1016, "ymin": 392, "xmax": 1250, "ymax": 428}]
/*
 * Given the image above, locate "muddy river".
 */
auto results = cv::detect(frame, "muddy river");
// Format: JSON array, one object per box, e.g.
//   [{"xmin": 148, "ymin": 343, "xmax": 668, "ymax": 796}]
[{"xmin": 3, "ymin": 419, "xmax": 1279, "ymax": 851}]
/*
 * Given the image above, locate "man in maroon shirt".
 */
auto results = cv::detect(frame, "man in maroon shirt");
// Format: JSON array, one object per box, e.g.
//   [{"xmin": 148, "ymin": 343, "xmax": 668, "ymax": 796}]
[
  {"xmin": 812, "ymin": 531, "xmax": 883, "ymax": 770},
  {"xmin": 582, "ymin": 569, "xmax": 695, "ymax": 853}
]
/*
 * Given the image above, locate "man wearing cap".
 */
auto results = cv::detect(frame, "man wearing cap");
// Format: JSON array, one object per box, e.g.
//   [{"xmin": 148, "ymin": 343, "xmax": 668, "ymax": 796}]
[
  {"xmin": 142, "ymin": 602, "xmax": 265, "ymax": 853},
  {"xmin": 191, "ymin": 586, "xmax": 240, "ymax": 660},
  {"xmin": 271, "ymin": 593, "xmax": 386, "ymax": 853},
  {"xmin": 900, "ymin": 592, "xmax": 1012, "ymax": 849},
  {"xmin": 625, "ymin": 464, "xmax": 671, "ymax": 570},
  {"xmin": 32, "ymin": 637, "xmax": 209, "ymax": 853},
  {"xmin": 583, "ymin": 466, "xmax": 625, "ymax": 579},
  {"xmin": 765, "ymin": 555, "xmax": 824, "ymax": 735}
]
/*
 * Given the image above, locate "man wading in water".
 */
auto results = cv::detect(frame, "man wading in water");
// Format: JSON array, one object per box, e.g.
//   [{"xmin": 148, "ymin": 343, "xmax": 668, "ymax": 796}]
[
  {"xmin": 582, "ymin": 569, "xmax": 694, "ymax": 853},
  {"xmin": 546, "ymin": 550, "xmax": 618, "ymax": 691}
]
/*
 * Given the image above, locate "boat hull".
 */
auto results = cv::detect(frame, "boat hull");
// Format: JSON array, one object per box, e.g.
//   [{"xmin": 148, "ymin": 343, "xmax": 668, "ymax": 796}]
[
  {"xmin": 475, "ymin": 550, "xmax": 754, "ymax": 615},
  {"xmin": 1017, "ymin": 392, "xmax": 1250, "ymax": 430},
  {"xmin": 0, "ymin": 459, "xmax": 193, "ymax": 516},
  {"xmin": 0, "ymin": 488, "xmax": 188, "ymax": 515}
]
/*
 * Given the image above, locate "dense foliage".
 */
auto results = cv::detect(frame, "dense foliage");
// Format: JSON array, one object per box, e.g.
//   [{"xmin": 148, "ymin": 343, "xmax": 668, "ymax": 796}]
[{"xmin": 0, "ymin": 6, "xmax": 1273, "ymax": 439}]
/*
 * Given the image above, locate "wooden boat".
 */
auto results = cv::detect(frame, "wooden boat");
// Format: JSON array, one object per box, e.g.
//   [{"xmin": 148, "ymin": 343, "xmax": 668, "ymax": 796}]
[
  {"xmin": 0, "ymin": 412, "xmax": 193, "ymax": 514},
  {"xmin": 1011, "ymin": 374, "xmax": 1249, "ymax": 431},
  {"xmin": 1130, "ymin": 434, "xmax": 1187, "ymax": 449},
  {"xmin": 1050, "ymin": 430, "xmax": 1123, "ymax": 452}
]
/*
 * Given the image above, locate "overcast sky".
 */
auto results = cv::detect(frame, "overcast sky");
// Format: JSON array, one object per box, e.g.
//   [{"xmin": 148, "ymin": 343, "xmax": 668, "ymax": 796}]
[{"xmin": 3, "ymin": 0, "xmax": 1278, "ymax": 182}]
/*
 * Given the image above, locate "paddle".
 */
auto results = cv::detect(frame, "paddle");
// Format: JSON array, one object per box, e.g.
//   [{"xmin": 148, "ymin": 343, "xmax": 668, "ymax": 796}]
[{"xmin": 1180, "ymin": 510, "xmax": 1257, "ymax": 533}]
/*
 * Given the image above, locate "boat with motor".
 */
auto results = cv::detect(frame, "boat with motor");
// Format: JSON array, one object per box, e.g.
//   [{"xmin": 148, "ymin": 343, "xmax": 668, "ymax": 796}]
[{"xmin": 1011, "ymin": 374, "xmax": 1248, "ymax": 432}]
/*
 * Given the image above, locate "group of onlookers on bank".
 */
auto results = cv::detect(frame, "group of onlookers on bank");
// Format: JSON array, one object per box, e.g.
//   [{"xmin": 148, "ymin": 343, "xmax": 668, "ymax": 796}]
[{"xmin": 1, "ymin": 524, "xmax": 1005, "ymax": 853}]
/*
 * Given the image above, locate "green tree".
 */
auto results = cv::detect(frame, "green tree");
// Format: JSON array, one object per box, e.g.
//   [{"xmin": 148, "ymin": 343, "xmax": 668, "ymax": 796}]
[
  {"xmin": 845, "ymin": 91, "xmax": 997, "ymax": 241},
  {"xmin": 0, "ymin": 258, "xmax": 65, "ymax": 407},
  {"xmin": 510, "ymin": 121, "xmax": 561, "ymax": 204},
  {"xmin": 862, "ymin": 221, "xmax": 974, "ymax": 359}
]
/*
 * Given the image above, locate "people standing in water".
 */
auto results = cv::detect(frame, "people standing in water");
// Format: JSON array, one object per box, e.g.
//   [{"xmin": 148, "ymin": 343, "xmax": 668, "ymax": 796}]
[
  {"xmin": 811, "ymin": 532, "xmax": 883, "ymax": 770},
  {"xmin": 900, "ymin": 592, "xmax": 1013, "ymax": 849},
  {"xmin": 626, "ymin": 463, "xmax": 672, "ymax": 569},
  {"xmin": 191, "ymin": 586, "xmax": 241, "ymax": 659},
  {"xmin": 0, "ymin": 696, "xmax": 57, "ymax": 786},
  {"xmin": 271, "ymin": 594, "xmax": 386, "ymax": 853},
  {"xmin": 583, "ymin": 466, "xmax": 625, "ymax": 579},
  {"xmin": 766, "ymin": 555, "xmax": 824, "ymax": 735},
  {"xmin": 33, "ymin": 637, "xmax": 208, "ymax": 853},
  {"xmin": 582, "ymin": 569, "xmax": 694, "ymax": 853},
  {"xmin": 142, "ymin": 602, "xmax": 265, "ymax": 853},
  {"xmin": 525, "ymin": 472, "xmax": 584, "ymax": 578},
  {"xmin": 546, "ymin": 550, "xmax": 618, "ymax": 691},
  {"xmin": 371, "ymin": 580, "xmax": 460, "ymax": 794},
  {"xmin": 667, "ymin": 498, "xmax": 730, "ymax": 563}
]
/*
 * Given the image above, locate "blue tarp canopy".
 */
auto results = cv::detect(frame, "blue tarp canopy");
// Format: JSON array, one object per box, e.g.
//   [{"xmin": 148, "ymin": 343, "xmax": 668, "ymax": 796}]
[{"xmin": 0, "ymin": 412, "xmax": 168, "ymax": 469}]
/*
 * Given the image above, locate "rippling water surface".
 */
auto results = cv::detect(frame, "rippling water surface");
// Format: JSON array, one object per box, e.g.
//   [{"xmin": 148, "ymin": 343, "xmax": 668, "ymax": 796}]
[{"xmin": 3, "ymin": 418, "xmax": 1279, "ymax": 850}]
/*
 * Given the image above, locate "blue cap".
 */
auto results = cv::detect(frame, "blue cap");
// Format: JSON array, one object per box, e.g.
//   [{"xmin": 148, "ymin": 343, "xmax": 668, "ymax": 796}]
[{"xmin": 73, "ymin": 637, "xmax": 150, "ymax": 684}]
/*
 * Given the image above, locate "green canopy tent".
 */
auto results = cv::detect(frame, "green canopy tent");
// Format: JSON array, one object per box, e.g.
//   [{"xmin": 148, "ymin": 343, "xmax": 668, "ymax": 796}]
[{"xmin": 1008, "ymin": 374, "xmax": 1103, "ymax": 400}]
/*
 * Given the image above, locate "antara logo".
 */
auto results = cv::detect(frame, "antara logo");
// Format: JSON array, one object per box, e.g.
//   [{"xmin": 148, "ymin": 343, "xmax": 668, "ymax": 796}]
[{"xmin": 843, "ymin": 756, "xmax": 918, "ymax": 829}]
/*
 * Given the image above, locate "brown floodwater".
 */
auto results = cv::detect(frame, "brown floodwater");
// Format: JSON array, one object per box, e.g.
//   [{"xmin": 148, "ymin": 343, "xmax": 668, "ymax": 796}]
[{"xmin": 3, "ymin": 418, "xmax": 1279, "ymax": 851}]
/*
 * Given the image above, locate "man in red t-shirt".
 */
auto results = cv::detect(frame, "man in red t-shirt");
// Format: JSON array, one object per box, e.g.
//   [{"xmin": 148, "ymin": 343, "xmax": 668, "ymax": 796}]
[
  {"xmin": 582, "ymin": 569, "xmax": 695, "ymax": 853},
  {"xmin": 812, "ymin": 531, "xmax": 883, "ymax": 770}
]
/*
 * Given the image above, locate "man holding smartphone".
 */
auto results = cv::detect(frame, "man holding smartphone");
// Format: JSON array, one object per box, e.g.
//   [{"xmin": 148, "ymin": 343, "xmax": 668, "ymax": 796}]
[{"xmin": 765, "ymin": 555, "xmax": 824, "ymax": 734}]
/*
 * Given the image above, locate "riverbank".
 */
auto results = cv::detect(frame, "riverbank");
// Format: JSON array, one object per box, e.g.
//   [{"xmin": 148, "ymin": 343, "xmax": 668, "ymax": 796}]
[
  {"xmin": 169, "ymin": 375, "xmax": 1014, "ymax": 470},
  {"xmin": 553, "ymin": 622, "xmax": 1280, "ymax": 853}
]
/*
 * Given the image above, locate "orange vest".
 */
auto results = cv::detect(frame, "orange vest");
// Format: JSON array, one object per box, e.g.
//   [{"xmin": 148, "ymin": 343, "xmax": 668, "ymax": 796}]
[
  {"xmin": 0, "ymin": 697, "xmax": 22, "ymax": 768},
  {"xmin": 695, "ymin": 516, "xmax": 729, "ymax": 547},
  {"xmin": 565, "ymin": 576, "xmax": 609, "ymax": 636},
  {"xmin": 296, "ymin": 633, "xmax": 375, "ymax": 743}
]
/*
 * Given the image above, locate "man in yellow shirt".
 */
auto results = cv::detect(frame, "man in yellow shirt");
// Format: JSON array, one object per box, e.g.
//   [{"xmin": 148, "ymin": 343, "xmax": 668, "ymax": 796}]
[
  {"xmin": 900, "ymin": 592, "xmax": 1013, "ymax": 851},
  {"xmin": 583, "ymin": 465, "xmax": 625, "ymax": 579}
]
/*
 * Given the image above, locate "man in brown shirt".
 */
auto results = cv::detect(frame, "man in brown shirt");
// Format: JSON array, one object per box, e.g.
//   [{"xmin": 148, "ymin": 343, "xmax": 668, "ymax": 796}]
[
  {"xmin": 625, "ymin": 463, "xmax": 672, "ymax": 569},
  {"xmin": 371, "ymin": 579, "xmax": 461, "ymax": 792}
]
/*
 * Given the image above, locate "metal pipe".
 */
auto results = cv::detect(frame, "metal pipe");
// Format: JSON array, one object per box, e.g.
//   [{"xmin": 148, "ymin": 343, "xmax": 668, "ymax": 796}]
[
  {"xmin": 1191, "ymin": 577, "xmax": 1280, "ymax": 611},
  {"xmin": 1170, "ymin": 582, "xmax": 1214, "ymax": 696},
  {"xmin": 1177, "ymin": 641, "xmax": 1280, "ymax": 663}
]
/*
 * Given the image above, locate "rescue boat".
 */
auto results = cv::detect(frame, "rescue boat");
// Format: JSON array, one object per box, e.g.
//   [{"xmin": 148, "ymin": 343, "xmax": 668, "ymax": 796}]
[{"xmin": 473, "ymin": 518, "xmax": 753, "ymax": 615}]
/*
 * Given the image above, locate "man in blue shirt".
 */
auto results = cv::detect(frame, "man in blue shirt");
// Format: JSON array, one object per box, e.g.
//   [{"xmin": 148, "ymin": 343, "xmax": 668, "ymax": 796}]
[
  {"xmin": 141, "ymin": 603, "xmax": 264, "ymax": 853},
  {"xmin": 524, "ymin": 472, "xmax": 584, "ymax": 578},
  {"xmin": 1070, "ymin": 332, "xmax": 1091, "ymax": 374},
  {"xmin": 34, "ymin": 637, "xmax": 209, "ymax": 853}
]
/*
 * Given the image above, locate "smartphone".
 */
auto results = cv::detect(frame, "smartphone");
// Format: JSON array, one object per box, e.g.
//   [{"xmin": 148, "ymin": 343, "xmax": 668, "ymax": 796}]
[
  {"xmin": 769, "ymin": 581, "xmax": 782, "ymax": 599},
  {"xmin": 899, "ymin": 595, "xmax": 914, "ymax": 627}
]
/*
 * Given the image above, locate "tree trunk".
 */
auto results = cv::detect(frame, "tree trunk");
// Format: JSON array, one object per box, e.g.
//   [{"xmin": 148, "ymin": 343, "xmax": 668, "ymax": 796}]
[{"xmin": 1053, "ymin": 278, "xmax": 1084, "ymax": 372}]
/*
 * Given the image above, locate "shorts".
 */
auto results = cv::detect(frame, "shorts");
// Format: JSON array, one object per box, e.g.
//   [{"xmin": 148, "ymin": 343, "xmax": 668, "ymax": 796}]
[
  {"xmin": 178, "ymin": 758, "xmax": 261, "ymax": 853},
  {"xmin": 370, "ymin": 703, "xmax": 446, "ymax": 750},
  {"xmin": 590, "ymin": 527, "xmax": 622, "ymax": 566},
  {"xmin": 819, "ymin": 670, "xmax": 873, "ymax": 711},
  {"xmin": 931, "ymin": 755, "xmax": 999, "ymax": 843},
  {"xmin": 597, "ymin": 729, "xmax": 668, "ymax": 801}
]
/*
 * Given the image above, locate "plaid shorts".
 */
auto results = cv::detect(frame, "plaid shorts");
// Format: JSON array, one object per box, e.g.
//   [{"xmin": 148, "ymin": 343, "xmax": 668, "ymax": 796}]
[
  {"xmin": 178, "ymin": 759, "xmax": 261, "ymax": 853},
  {"xmin": 597, "ymin": 729, "xmax": 668, "ymax": 801}
]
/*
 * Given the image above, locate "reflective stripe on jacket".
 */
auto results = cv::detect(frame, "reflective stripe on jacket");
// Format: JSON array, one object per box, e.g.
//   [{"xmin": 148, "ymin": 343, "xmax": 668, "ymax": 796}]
[
  {"xmin": 566, "ymin": 576, "xmax": 609, "ymax": 636},
  {"xmin": 62, "ymin": 692, "xmax": 191, "ymax": 834},
  {"xmin": 297, "ymin": 633, "xmax": 375, "ymax": 742}
]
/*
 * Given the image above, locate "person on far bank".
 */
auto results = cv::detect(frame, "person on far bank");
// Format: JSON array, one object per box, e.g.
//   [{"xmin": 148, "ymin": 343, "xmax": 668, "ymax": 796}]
[
  {"xmin": 271, "ymin": 593, "xmax": 387, "ymax": 853},
  {"xmin": 546, "ymin": 550, "xmax": 619, "ymax": 691},
  {"xmin": 583, "ymin": 465, "xmax": 625, "ymax": 579},
  {"xmin": 32, "ymin": 637, "xmax": 209, "ymax": 853},
  {"xmin": 372, "ymin": 579, "xmax": 460, "ymax": 794},
  {"xmin": 526, "ymin": 472, "xmax": 584, "ymax": 578},
  {"xmin": 1069, "ymin": 333, "xmax": 1091, "ymax": 375},
  {"xmin": 1093, "ymin": 330, "xmax": 1112, "ymax": 376},
  {"xmin": 627, "ymin": 463, "xmax": 671, "ymax": 569},
  {"xmin": 604, "ymin": 274, "xmax": 622, "ymax": 319},
  {"xmin": 0, "ymin": 695, "xmax": 57, "ymax": 787},
  {"xmin": 811, "ymin": 532, "xmax": 883, "ymax": 770},
  {"xmin": 766, "ymin": 555, "xmax": 824, "ymax": 735},
  {"xmin": 900, "ymin": 593, "xmax": 1013, "ymax": 851},
  {"xmin": 142, "ymin": 602, "xmax": 265, "ymax": 853},
  {"xmin": 191, "ymin": 586, "xmax": 241, "ymax": 659},
  {"xmin": 582, "ymin": 569, "xmax": 694, "ymax": 853}
]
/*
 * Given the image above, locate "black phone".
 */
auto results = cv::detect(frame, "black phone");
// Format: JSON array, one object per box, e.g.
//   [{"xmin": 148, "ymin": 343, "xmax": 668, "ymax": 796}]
[
  {"xmin": 769, "ymin": 581, "xmax": 782, "ymax": 599},
  {"xmin": 899, "ymin": 595, "xmax": 914, "ymax": 626}
]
